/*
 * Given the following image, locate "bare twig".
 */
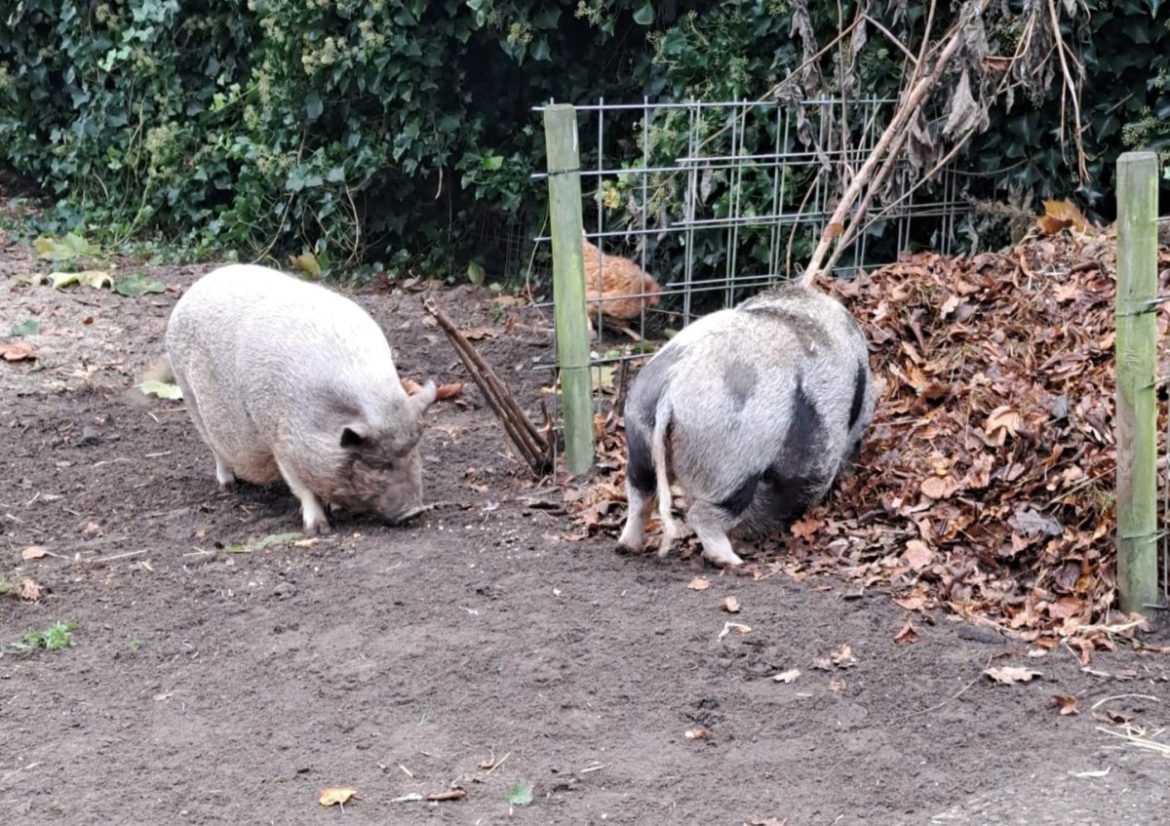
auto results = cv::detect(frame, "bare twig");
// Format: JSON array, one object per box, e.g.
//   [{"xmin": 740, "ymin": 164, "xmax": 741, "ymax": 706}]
[
  {"xmin": 422, "ymin": 298, "xmax": 552, "ymax": 476},
  {"xmin": 888, "ymin": 655, "xmax": 992, "ymax": 724},
  {"xmin": 1090, "ymin": 694, "xmax": 1162, "ymax": 711},
  {"xmin": 1045, "ymin": 0, "xmax": 1088, "ymax": 180}
]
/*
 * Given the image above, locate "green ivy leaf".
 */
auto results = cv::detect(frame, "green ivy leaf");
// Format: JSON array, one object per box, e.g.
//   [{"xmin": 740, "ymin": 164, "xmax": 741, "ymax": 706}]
[
  {"xmin": 467, "ymin": 260, "xmax": 486, "ymax": 286},
  {"xmin": 305, "ymin": 90, "xmax": 323, "ymax": 121},
  {"xmin": 286, "ymin": 168, "xmax": 307, "ymax": 192},
  {"xmin": 633, "ymin": 2, "xmax": 655, "ymax": 26},
  {"xmin": 10, "ymin": 319, "xmax": 39, "ymax": 336},
  {"xmin": 113, "ymin": 274, "xmax": 166, "ymax": 297}
]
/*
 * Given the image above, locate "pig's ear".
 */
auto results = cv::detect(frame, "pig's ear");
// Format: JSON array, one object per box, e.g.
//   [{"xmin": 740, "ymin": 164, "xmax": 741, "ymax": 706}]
[
  {"xmin": 408, "ymin": 380, "xmax": 438, "ymax": 416},
  {"xmin": 340, "ymin": 421, "xmax": 372, "ymax": 449}
]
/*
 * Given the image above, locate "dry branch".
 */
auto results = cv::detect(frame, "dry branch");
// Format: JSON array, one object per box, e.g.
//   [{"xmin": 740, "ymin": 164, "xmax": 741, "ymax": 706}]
[
  {"xmin": 800, "ymin": 0, "xmax": 991, "ymax": 287},
  {"xmin": 422, "ymin": 298, "xmax": 553, "ymax": 476},
  {"xmin": 797, "ymin": 0, "xmax": 1088, "ymax": 288}
]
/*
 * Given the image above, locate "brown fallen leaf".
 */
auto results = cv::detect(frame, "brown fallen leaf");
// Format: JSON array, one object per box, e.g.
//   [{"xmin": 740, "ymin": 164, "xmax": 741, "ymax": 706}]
[
  {"xmin": 830, "ymin": 643, "xmax": 857, "ymax": 668},
  {"xmin": 1052, "ymin": 695, "xmax": 1079, "ymax": 716},
  {"xmin": 1036, "ymin": 199, "xmax": 1089, "ymax": 235},
  {"xmin": 425, "ymin": 787, "xmax": 467, "ymax": 802},
  {"xmin": 721, "ymin": 595, "xmax": 741, "ymax": 613},
  {"xmin": 829, "ymin": 676, "xmax": 846, "ymax": 693},
  {"xmin": 21, "ymin": 545, "xmax": 50, "ymax": 561},
  {"xmin": 903, "ymin": 540, "xmax": 934, "ymax": 571},
  {"xmin": 919, "ymin": 476, "xmax": 953, "ymax": 500},
  {"xmin": 893, "ymin": 620, "xmax": 920, "ymax": 645},
  {"xmin": 401, "ymin": 378, "xmax": 465, "ymax": 401},
  {"xmin": 0, "ymin": 341, "xmax": 36, "ymax": 362},
  {"xmin": 318, "ymin": 787, "xmax": 359, "ymax": 807},
  {"xmin": 812, "ymin": 656, "xmax": 833, "ymax": 671},
  {"xmin": 984, "ymin": 405, "xmax": 1023, "ymax": 445},
  {"xmin": 893, "ymin": 593, "xmax": 927, "ymax": 612},
  {"xmin": 688, "ymin": 576, "xmax": 710, "ymax": 591},
  {"xmin": 789, "ymin": 515, "xmax": 820, "ymax": 539},
  {"xmin": 684, "ymin": 727, "xmax": 709, "ymax": 740},
  {"xmin": 983, "ymin": 665, "xmax": 1042, "ymax": 685},
  {"xmin": 17, "ymin": 578, "xmax": 43, "ymax": 601},
  {"xmin": 461, "ymin": 326, "xmax": 497, "ymax": 340},
  {"xmin": 772, "ymin": 668, "xmax": 801, "ymax": 684}
]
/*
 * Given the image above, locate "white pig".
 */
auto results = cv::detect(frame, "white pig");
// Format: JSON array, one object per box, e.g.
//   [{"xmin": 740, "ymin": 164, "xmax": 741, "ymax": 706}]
[
  {"xmin": 165, "ymin": 264, "xmax": 436, "ymax": 535},
  {"xmin": 618, "ymin": 283, "xmax": 874, "ymax": 567}
]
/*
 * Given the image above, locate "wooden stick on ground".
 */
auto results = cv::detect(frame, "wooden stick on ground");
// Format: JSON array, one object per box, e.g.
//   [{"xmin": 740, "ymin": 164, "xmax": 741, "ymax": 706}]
[{"xmin": 422, "ymin": 298, "xmax": 553, "ymax": 476}]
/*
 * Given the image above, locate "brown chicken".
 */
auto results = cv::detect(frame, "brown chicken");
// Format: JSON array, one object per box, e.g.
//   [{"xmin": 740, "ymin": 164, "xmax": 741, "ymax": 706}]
[{"xmin": 582, "ymin": 237, "xmax": 662, "ymax": 336}]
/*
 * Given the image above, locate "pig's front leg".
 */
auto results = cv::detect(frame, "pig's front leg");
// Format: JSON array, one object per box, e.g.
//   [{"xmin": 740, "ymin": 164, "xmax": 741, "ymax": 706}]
[{"xmin": 276, "ymin": 457, "xmax": 331, "ymax": 536}]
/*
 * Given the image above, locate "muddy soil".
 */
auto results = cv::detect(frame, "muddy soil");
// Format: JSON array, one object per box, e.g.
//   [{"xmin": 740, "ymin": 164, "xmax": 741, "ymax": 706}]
[{"xmin": 2, "ymin": 224, "xmax": 1169, "ymax": 825}]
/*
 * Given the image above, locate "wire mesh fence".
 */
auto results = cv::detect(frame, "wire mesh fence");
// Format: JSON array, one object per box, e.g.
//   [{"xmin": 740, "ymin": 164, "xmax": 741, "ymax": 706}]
[{"xmin": 529, "ymin": 96, "xmax": 971, "ymax": 421}]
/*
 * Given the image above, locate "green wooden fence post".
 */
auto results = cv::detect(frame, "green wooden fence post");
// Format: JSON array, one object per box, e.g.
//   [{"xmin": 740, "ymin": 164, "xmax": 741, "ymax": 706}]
[
  {"xmin": 542, "ymin": 104, "xmax": 594, "ymax": 475},
  {"xmin": 1115, "ymin": 150, "xmax": 1159, "ymax": 618}
]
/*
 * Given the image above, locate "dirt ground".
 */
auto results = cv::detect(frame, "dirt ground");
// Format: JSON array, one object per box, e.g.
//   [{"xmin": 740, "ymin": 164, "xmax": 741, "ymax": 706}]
[{"xmin": 3, "ymin": 221, "xmax": 1170, "ymax": 826}]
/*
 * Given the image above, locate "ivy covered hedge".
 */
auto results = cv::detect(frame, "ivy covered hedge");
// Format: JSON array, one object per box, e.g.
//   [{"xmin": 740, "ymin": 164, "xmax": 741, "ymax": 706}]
[{"xmin": 1, "ymin": 0, "xmax": 1167, "ymax": 278}]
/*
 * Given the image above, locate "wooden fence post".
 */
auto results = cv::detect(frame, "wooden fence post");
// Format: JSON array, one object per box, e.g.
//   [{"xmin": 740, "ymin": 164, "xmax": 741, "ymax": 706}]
[
  {"xmin": 543, "ymin": 104, "xmax": 595, "ymax": 475},
  {"xmin": 1115, "ymin": 150, "xmax": 1159, "ymax": 618}
]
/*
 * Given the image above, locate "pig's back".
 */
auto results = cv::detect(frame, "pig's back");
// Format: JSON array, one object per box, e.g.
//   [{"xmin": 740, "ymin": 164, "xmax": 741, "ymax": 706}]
[{"xmin": 167, "ymin": 265, "xmax": 401, "ymax": 451}]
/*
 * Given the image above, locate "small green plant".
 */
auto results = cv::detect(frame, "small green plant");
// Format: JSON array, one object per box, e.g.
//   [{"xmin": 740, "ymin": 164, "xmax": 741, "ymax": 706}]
[
  {"xmin": 128, "ymin": 639, "xmax": 143, "ymax": 652},
  {"xmin": 10, "ymin": 319, "xmax": 39, "ymax": 336},
  {"xmin": 10, "ymin": 621, "xmax": 76, "ymax": 654},
  {"xmin": 33, "ymin": 232, "xmax": 105, "ymax": 266},
  {"xmin": 505, "ymin": 779, "xmax": 534, "ymax": 807}
]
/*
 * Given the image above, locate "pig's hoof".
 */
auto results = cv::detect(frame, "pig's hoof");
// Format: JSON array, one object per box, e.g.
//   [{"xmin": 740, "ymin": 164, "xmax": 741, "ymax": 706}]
[
  {"xmin": 615, "ymin": 541, "xmax": 640, "ymax": 556},
  {"xmin": 703, "ymin": 550, "xmax": 744, "ymax": 568},
  {"xmin": 214, "ymin": 460, "xmax": 236, "ymax": 488},
  {"xmin": 616, "ymin": 527, "xmax": 643, "ymax": 554},
  {"xmin": 302, "ymin": 517, "xmax": 332, "ymax": 537}
]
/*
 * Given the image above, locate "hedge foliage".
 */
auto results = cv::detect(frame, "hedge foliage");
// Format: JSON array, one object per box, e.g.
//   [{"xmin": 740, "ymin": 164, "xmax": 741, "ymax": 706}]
[{"xmin": 1, "ymin": 0, "xmax": 1168, "ymax": 278}]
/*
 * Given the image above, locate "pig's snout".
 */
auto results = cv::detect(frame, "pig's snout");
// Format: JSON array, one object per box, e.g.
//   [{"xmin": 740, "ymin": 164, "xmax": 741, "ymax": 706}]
[{"xmin": 384, "ymin": 503, "xmax": 429, "ymax": 525}]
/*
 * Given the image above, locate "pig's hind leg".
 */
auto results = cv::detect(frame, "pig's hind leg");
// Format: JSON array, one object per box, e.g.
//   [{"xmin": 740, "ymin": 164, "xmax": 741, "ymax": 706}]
[
  {"xmin": 685, "ymin": 474, "xmax": 756, "ymax": 567},
  {"xmin": 174, "ymin": 374, "xmax": 237, "ymax": 488},
  {"xmin": 686, "ymin": 499, "xmax": 745, "ymax": 567},
  {"xmin": 618, "ymin": 478, "xmax": 656, "ymax": 553},
  {"xmin": 618, "ymin": 408, "xmax": 663, "ymax": 555}
]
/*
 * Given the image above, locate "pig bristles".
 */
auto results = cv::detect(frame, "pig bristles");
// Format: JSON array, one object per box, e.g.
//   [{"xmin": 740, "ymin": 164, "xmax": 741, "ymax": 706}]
[{"xmin": 422, "ymin": 298, "xmax": 553, "ymax": 476}]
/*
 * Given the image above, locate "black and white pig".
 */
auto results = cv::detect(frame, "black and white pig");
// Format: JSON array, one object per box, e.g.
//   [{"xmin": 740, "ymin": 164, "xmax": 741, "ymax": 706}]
[{"xmin": 617, "ymin": 283, "xmax": 875, "ymax": 567}]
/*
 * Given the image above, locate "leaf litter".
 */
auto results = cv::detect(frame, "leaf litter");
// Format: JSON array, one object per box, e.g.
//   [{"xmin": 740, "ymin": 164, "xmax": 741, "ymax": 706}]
[{"xmin": 567, "ymin": 228, "xmax": 1161, "ymax": 659}]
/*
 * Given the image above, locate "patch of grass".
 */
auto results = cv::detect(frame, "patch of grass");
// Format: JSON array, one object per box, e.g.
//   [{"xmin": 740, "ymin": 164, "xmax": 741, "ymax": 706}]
[
  {"xmin": 10, "ymin": 621, "xmax": 76, "ymax": 655},
  {"xmin": 128, "ymin": 639, "xmax": 142, "ymax": 652}
]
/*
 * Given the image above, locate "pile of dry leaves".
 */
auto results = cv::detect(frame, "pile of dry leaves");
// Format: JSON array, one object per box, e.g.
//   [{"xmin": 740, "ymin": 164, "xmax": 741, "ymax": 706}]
[{"xmin": 570, "ymin": 225, "xmax": 1170, "ymax": 653}]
